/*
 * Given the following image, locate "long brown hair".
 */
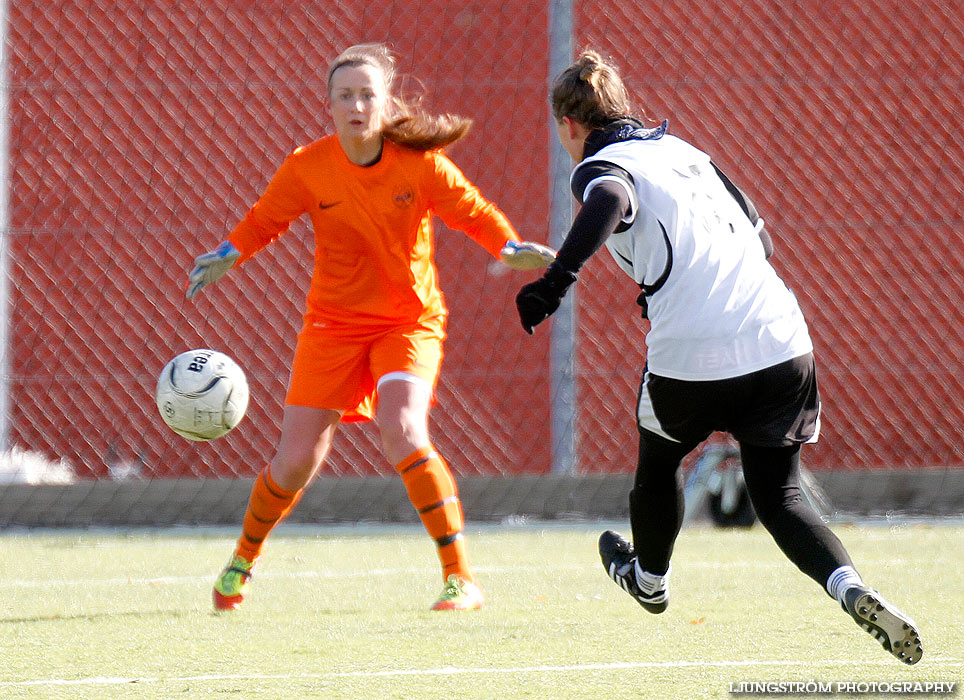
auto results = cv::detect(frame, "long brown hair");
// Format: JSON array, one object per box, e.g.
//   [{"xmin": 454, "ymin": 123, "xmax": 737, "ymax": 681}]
[
  {"xmin": 550, "ymin": 50, "xmax": 634, "ymax": 128},
  {"xmin": 327, "ymin": 43, "xmax": 471, "ymax": 150}
]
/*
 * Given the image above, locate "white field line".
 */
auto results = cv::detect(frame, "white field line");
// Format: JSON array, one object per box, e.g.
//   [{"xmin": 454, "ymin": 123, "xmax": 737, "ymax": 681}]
[
  {"xmin": 0, "ymin": 564, "xmax": 569, "ymax": 588},
  {"xmin": 0, "ymin": 561, "xmax": 797, "ymax": 589},
  {"xmin": 2, "ymin": 657, "xmax": 960, "ymax": 688},
  {"xmin": 0, "ymin": 554, "xmax": 938, "ymax": 590}
]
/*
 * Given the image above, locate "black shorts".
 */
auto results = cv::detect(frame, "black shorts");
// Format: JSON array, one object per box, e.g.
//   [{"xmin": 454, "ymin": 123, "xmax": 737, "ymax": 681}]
[{"xmin": 636, "ymin": 353, "xmax": 821, "ymax": 449}]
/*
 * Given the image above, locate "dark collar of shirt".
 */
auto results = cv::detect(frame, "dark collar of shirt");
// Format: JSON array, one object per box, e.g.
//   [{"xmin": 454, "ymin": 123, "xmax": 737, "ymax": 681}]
[{"xmin": 581, "ymin": 117, "xmax": 669, "ymax": 160}]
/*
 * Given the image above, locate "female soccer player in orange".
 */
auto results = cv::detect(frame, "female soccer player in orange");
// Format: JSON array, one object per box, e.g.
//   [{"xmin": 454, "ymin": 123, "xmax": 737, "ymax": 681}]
[{"xmin": 186, "ymin": 43, "xmax": 553, "ymax": 612}]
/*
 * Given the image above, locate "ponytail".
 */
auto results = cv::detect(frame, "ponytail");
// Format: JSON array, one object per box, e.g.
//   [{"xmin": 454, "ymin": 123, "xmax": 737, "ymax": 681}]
[
  {"xmin": 383, "ymin": 111, "xmax": 472, "ymax": 151},
  {"xmin": 550, "ymin": 50, "xmax": 634, "ymax": 127}
]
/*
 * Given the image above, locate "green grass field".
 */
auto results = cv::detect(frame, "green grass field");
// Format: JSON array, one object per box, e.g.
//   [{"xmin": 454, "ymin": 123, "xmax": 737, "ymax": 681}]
[{"xmin": 0, "ymin": 522, "xmax": 960, "ymax": 700}]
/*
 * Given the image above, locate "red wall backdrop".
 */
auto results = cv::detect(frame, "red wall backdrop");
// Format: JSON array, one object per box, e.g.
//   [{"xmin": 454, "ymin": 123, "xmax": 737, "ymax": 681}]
[{"xmin": 6, "ymin": 1, "xmax": 964, "ymax": 479}]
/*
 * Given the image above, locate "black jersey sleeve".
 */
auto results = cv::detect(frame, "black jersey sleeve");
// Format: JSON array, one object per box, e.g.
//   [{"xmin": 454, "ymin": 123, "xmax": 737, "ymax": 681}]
[
  {"xmin": 570, "ymin": 160, "xmax": 635, "ymax": 206},
  {"xmin": 556, "ymin": 179, "xmax": 633, "ymax": 274}
]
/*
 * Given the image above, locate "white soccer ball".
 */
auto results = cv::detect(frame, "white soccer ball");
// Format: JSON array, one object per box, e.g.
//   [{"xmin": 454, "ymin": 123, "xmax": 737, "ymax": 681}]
[{"xmin": 156, "ymin": 349, "xmax": 249, "ymax": 441}]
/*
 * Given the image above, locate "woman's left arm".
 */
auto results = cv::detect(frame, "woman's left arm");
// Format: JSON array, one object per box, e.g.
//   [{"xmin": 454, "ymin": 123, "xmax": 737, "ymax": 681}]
[
  {"xmin": 427, "ymin": 152, "xmax": 556, "ymax": 269},
  {"xmin": 425, "ymin": 151, "xmax": 520, "ymax": 258}
]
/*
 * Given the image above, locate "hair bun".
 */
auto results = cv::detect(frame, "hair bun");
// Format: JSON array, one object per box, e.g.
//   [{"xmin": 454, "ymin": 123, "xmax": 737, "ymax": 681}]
[
  {"xmin": 550, "ymin": 48, "xmax": 632, "ymax": 127},
  {"xmin": 577, "ymin": 50, "xmax": 603, "ymax": 82}
]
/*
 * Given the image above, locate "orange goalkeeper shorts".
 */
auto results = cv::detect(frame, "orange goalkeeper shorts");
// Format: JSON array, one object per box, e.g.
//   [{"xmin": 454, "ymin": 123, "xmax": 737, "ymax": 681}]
[{"xmin": 285, "ymin": 318, "xmax": 446, "ymax": 422}]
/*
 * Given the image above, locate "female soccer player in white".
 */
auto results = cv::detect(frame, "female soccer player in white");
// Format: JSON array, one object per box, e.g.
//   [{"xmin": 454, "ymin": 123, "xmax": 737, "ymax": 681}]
[{"xmin": 515, "ymin": 49, "xmax": 922, "ymax": 664}]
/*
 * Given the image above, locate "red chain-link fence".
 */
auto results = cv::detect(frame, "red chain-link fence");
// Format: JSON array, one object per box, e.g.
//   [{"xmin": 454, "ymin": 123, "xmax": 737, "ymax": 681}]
[
  {"xmin": 5, "ymin": 0, "xmax": 964, "ymax": 487},
  {"xmin": 572, "ymin": 0, "xmax": 964, "ymax": 474}
]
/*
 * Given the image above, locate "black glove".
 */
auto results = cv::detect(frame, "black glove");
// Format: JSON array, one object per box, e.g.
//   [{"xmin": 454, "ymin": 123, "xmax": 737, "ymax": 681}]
[{"xmin": 515, "ymin": 262, "xmax": 578, "ymax": 334}]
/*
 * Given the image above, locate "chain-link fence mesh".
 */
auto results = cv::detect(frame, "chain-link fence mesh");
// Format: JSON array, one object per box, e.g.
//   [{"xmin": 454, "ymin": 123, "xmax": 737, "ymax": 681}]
[
  {"xmin": 6, "ymin": 1, "xmax": 553, "ymax": 481},
  {"xmin": 4, "ymin": 1, "xmax": 963, "ymax": 499},
  {"xmin": 572, "ymin": 0, "xmax": 964, "ymax": 475}
]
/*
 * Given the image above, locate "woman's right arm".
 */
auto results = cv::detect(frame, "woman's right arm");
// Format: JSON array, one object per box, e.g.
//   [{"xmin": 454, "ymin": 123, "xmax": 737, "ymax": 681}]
[
  {"xmin": 186, "ymin": 153, "xmax": 311, "ymax": 298},
  {"xmin": 554, "ymin": 178, "xmax": 632, "ymax": 274},
  {"xmin": 514, "ymin": 177, "xmax": 631, "ymax": 334},
  {"xmin": 227, "ymin": 153, "xmax": 313, "ymax": 265}
]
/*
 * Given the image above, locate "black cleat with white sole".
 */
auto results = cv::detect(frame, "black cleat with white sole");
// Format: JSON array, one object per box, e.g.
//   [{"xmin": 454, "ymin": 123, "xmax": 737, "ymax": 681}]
[
  {"xmin": 598, "ymin": 530, "xmax": 668, "ymax": 614},
  {"xmin": 842, "ymin": 586, "xmax": 923, "ymax": 665}
]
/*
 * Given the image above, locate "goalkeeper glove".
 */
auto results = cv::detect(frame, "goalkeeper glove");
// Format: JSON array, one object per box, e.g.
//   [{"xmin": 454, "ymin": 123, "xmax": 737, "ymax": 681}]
[
  {"xmin": 515, "ymin": 262, "xmax": 578, "ymax": 334},
  {"xmin": 186, "ymin": 240, "xmax": 240, "ymax": 299},
  {"xmin": 500, "ymin": 240, "xmax": 557, "ymax": 270}
]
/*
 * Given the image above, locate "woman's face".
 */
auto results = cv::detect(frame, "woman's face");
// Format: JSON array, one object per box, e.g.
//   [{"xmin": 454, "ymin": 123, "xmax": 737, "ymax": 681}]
[{"xmin": 328, "ymin": 63, "xmax": 389, "ymax": 143}]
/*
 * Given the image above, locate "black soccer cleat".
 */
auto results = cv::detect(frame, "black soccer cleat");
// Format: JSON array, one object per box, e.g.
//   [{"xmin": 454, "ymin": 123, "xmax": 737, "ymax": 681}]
[
  {"xmin": 842, "ymin": 586, "xmax": 923, "ymax": 665},
  {"xmin": 598, "ymin": 530, "xmax": 668, "ymax": 614}
]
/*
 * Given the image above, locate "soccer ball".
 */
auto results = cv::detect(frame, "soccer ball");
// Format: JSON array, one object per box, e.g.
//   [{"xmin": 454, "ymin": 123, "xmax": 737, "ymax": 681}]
[{"xmin": 156, "ymin": 349, "xmax": 249, "ymax": 441}]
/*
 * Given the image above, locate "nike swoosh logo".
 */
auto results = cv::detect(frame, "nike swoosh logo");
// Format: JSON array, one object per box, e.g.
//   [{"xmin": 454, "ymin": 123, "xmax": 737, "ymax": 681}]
[{"xmin": 319, "ymin": 201, "xmax": 341, "ymax": 210}]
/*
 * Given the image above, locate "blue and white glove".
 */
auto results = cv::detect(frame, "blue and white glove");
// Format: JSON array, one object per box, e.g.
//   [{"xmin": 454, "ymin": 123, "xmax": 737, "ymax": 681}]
[
  {"xmin": 500, "ymin": 240, "xmax": 557, "ymax": 270},
  {"xmin": 186, "ymin": 241, "xmax": 240, "ymax": 299}
]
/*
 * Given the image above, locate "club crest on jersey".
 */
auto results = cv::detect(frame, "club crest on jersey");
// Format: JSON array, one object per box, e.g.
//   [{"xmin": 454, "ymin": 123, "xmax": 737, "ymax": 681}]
[{"xmin": 392, "ymin": 185, "xmax": 415, "ymax": 209}]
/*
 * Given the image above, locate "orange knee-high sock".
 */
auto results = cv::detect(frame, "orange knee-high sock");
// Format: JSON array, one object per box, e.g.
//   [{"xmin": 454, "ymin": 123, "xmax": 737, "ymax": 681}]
[
  {"xmin": 395, "ymin": 446, "xmax": 473, "ymax": 583},
  {"xmin": 235, "ymin": 466, "xmax": 302, "ymax": 563}
]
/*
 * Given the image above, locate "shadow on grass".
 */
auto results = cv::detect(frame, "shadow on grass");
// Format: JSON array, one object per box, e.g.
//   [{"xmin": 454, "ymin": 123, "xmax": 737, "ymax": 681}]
[{"xmin": 0, "ymin": 609, "xmax": 195, "ymax": 624}]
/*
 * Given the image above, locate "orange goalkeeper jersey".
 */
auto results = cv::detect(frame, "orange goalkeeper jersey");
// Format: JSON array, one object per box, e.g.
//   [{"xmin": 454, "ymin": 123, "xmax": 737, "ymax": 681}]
[{"xmin": 227, "ymin": 135, "xmax": 520, "ymax": 328}]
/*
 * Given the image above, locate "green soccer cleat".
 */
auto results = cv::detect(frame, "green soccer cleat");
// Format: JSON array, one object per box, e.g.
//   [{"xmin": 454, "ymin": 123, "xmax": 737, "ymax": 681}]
[
  {"xmin": 842, "ymin": 586, "xmax": 923, "ymax": 665},
  {"xmin": 430, "ymin": 574, "xmax": 484, "ymax": 611},
  {"xmin": 212, "ymin": 555, "xmax": 254, "ymax": 612}
]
